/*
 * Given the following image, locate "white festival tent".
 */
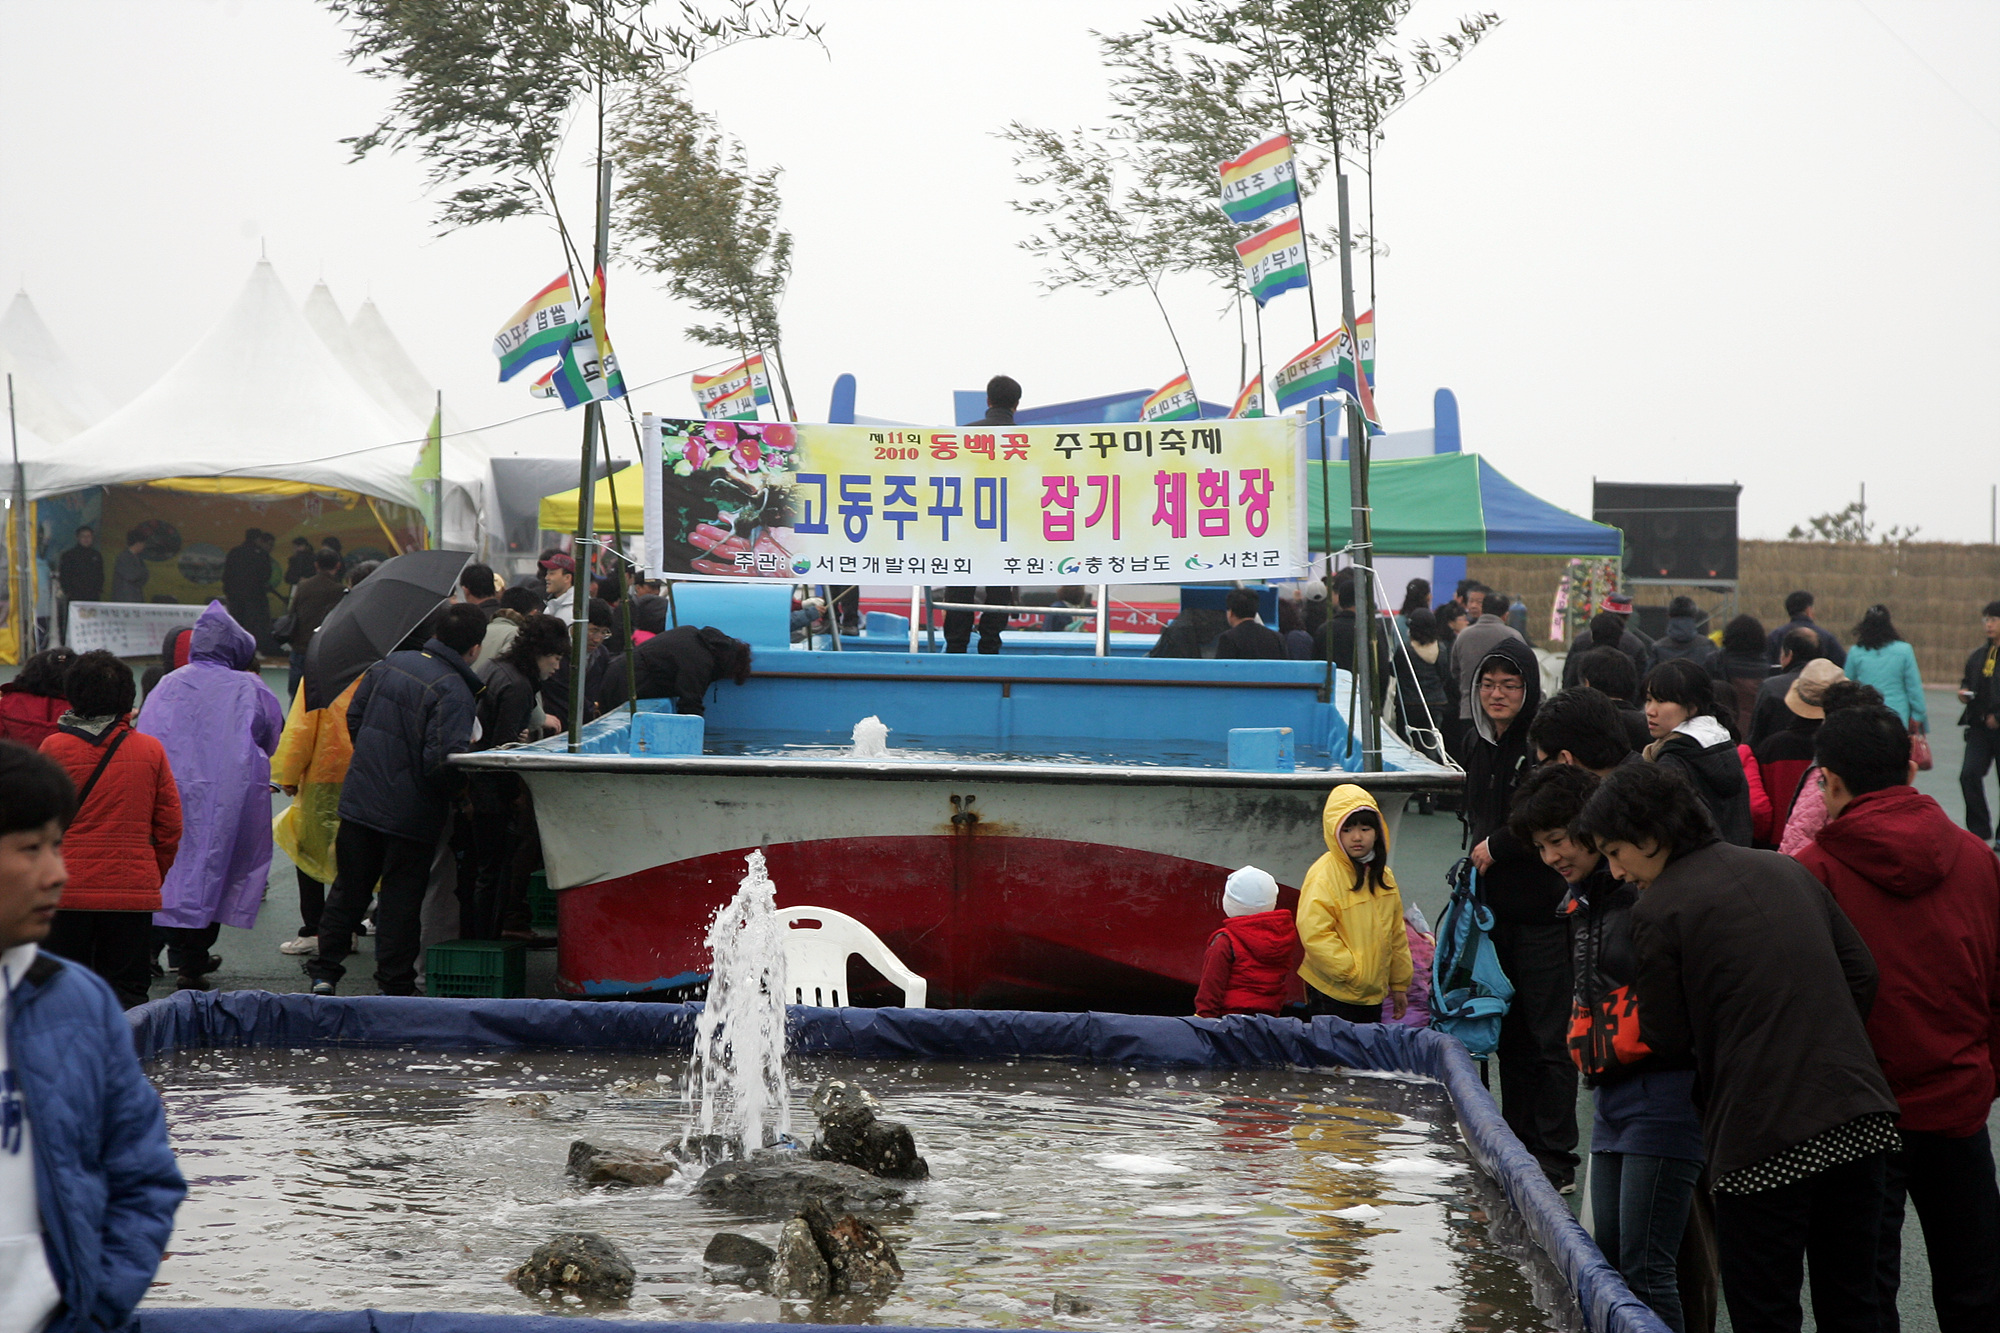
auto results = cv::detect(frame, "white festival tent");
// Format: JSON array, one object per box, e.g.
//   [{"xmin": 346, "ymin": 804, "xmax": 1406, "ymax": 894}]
[
  {"xmin": 300, "ymin": 281, "xmax": 492, "ymax": 553},
  {"xmin": 0, "ymin": 291, "xmax": 116, "ymax": 439},
  {"xmin": 23, "ymin": 261, "xmax": 488, "ymax": 548}
]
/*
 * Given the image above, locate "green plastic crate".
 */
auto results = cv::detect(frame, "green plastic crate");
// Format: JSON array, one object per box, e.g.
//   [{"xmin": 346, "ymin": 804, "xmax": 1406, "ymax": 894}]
[
  {"xmin": 527, "ymin": 870, "xmax": 558, "ymax": 933},
  {"xmin": 425, "ymin": 939, "xmax": 527, "ymax": 999}
]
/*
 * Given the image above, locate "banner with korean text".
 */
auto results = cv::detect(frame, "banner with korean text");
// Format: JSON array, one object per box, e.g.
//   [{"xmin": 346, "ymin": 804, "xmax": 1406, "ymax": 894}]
[{"xmin": 642, "ymin": 416, "xmax": 1307, "ymax": 585}]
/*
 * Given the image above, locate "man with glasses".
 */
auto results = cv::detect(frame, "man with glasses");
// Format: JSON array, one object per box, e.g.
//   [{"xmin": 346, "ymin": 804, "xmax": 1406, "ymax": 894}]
[{"xmin": 1459, "ymin": 638, "xmax": 1580, "ymax": 1193}]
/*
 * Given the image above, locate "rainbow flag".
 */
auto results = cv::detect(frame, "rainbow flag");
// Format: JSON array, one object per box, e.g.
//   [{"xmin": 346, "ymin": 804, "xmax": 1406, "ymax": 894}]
[
  {"xmin": 1274, "ymin": 309, "xmax": 1378, "ymax": 421},
  {"xmin": 1219, "ymin": 135, "xmax": 1298, "ymax": 224},
  {"xmin": 1228, "ymin": 375, "xmax": 1265, "ymax": 419},
  {"xmin": 692, "ymin": 354, "xmax": 771, "ymax": 421},
  {"xmin": 1235, "ymin": 216, "xmax": 1308, "ymax": 307},
  {"xmin": 492, "ymin": 273, "xmax": 577, "ymax": 381},
  {"xmin": 540, "ymin": 270, "xmax": 627, "ymax": 409},
  {"xmin": 1141, "ymin": 374, "xmax": 1199, "ymax": 423}
]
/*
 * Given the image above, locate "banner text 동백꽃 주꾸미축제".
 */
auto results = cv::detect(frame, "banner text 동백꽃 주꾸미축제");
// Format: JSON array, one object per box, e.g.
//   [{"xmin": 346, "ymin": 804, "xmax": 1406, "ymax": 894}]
[{"xmin": 648, "ymin": 418, "xmax": 1307, "ymax": 585}]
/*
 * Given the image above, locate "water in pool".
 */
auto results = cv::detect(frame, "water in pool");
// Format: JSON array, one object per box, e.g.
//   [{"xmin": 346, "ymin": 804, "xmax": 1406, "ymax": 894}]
[{"xmin": 147, "ymin": 1049, "xmax": 1569, "ymax": 1330}]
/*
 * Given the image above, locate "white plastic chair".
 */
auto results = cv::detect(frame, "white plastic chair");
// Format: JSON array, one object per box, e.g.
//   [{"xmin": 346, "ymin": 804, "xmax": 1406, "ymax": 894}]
[{"xmin": 774, "ymin": 906, "xmax": 928, "ymax": 1008}]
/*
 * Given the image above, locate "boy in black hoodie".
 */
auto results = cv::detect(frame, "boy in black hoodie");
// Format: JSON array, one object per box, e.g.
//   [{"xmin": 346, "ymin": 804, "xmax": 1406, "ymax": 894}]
[{"xmin": 1457, "ymin": 637, "xmax": 1579, "ymax": 1191}]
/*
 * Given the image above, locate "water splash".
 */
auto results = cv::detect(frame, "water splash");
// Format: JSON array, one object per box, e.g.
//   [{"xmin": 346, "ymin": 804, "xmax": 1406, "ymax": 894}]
[
  {"xmin": 850, "ymin": 715, "xmax": 891, "ymax": 759},
  {"xmin": 687, "ymin": 850, "xmax": 790, "ymax": 1160}
]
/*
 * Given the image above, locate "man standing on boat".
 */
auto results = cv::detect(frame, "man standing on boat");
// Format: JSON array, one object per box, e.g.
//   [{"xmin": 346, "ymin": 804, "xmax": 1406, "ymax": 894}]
[{"xmin": 942, "ymin": 375, "xmax": 1022, "ymax": 655}]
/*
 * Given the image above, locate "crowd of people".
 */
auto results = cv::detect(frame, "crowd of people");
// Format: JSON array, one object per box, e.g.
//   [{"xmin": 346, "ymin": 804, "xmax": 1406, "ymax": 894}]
[
  {"xmin": 1184, "ymin": 581, "xmax": 2000, "ymax": 1332},
  {"xmin": 0, "ymin": 556, "xmax": 1995, "ymax": 1331},
  {"xmin": 0, "ymin": 542, "xmax": 759, "ymax": 1002}
]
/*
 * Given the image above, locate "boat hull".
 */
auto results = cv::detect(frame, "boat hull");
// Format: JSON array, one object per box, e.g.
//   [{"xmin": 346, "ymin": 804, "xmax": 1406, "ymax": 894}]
[{"xmin": 519, "ymin": 762, "xmax": 1419, "ymax": 1009}]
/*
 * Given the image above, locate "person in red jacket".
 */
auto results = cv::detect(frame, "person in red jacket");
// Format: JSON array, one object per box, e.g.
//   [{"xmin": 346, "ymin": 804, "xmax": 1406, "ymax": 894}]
[
  {"xmin": 1194, "ymin": 866, "xmax": 1301, "ymax": 1018},
  {"xmin": 1794, "ymin": 703, "xmax": 2000, "ymax": 1330},
  {"xmin": 38, "ymin": 650, "xmax": 182, "ymax": 1008},
  {"xmin": 0, "ymin": 648, "xmax": 75, "ymax": 750}
]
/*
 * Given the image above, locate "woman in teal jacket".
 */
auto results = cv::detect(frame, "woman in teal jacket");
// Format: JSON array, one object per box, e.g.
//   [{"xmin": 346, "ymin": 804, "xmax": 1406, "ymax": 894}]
[{"xmin": 1844, "ymin": 604, "xmax": 1927, "ymax": 729}]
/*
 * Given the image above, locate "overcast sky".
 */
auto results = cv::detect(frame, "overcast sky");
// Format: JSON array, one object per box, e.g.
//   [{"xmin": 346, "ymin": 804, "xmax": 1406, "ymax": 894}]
[{"xmin": 1, "ymin": 0, "xmax": 1994, "ymax": 540}]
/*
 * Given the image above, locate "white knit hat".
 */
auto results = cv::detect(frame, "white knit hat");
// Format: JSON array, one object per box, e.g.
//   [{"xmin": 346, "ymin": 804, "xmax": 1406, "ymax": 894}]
[{"xmin": 1223, "ymin": 866, "xmax": 1280, "ymax": 916}]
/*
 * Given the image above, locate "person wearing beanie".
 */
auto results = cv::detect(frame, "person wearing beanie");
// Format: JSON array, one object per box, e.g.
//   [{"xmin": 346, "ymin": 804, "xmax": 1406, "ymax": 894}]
[
  {"xmin": 1295, "ymin": 785, "xmax": 1414, "ymax": 1023},
  {"xmin": 1193, "ymin": 866, "xmax": 1303, "ymax": 1019}
]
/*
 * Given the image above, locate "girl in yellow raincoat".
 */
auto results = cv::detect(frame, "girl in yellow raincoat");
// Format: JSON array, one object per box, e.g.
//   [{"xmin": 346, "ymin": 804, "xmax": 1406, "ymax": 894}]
[
  {"xmin": 269, "ymin": 679, "xmax": 359, "ymax": 954},
  {"xmin": 1296, "ymin": 784, "xmax": 1413, "ymax": 1024}
]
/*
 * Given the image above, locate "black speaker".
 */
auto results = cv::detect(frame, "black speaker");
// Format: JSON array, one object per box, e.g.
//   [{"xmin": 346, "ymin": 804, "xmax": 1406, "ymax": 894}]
[{"xmin": 1593, "ymin": 482, "xmax": 1741, "ymax": 581}]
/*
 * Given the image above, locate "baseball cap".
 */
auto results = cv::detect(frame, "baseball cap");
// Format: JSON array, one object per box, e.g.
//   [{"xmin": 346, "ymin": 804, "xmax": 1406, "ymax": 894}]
[{"xmin": 539, "ymin": 553, "xmax": 576, "ymax": 573}]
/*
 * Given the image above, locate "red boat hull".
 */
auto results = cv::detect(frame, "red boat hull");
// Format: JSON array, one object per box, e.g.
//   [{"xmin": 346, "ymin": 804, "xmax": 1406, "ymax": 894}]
[{"xmin": 558, "ymin": 835, "xmax": 1304, "ymax": 1011}]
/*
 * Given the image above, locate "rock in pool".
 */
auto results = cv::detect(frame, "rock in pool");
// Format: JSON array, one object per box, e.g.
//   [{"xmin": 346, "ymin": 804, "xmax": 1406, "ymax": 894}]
[
  {"xmin": 694, "ymin": 1153, "xmax": 906, "ymax": 1213},
  {"xmin": 803, "ymin": 1197, "xmax": 903, "ymax": 1295},
  {"xmin": 808, "ymin": 1077, "xmax": 929, "ymax": 1180},
  {"xmin": 771, "ymin": 1217, "xmax": 830, "ymax": 1298},
  {"xmin": 567, "ymin": 1139, "xmax": 677, "ymax": 1187},
  {"xmin": 508, "ymin": 1232, "xmax": 636, "ymax": 1301},
  {"xmin": 703, "ymin": 1231, "xmax": 777, "ymax": 1283}
]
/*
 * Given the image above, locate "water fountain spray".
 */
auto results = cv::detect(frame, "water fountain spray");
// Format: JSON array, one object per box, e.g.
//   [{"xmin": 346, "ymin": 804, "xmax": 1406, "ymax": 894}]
[
  {"xmin": 849, "ymin": 715, "xmax": 891, "ymax": 759},
  {"xmin": 687, "ymin": 850, "xmax": 791, "ymax": 1160}
]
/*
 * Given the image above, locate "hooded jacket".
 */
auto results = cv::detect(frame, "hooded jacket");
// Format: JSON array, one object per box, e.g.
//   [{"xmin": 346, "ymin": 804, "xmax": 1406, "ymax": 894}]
[
  {"xmin": 1648, "ymin": 617, "xmax": 1721, "ymax": 677},
  {"xmin": 135, "ymin": 602, "xmax": 284, "ymax": 930},
  {"xmin": 339, "ymin": 637, "xmax": 483, "ymax": 845},
  {"xmin": 1457, "ymin": 637, "xmax": 1570, "ymax": 924},
  {"xmin": 39, "ymin": 719, "xmax": 182, "ymax": 912},
  {"xmin": 1794, "ymin": 786, "xmax": 2000, "ymax": 1136},
  {"xmin": 1452, "ymin": 614, "xmax": 1525, "ymax": 719},
  {"xmin": 1295, "ymin": 785, "xmax": 1414, "ymax": 1005},
  {"xmin": 0, "ymin": 683, "xmax": 68, "ymax": 751},
  {"xmin": 1647, "ymin": 714, "xmax": 1754, "ymax": 846},
  {"xmin": 1195, "ymin": 909, "xmax": 1301, "ymax": 1017},
  {"xmin": 1, "ymin": 946, "xmax": 185, "ymax": 1333},
  {"xmin": 1630, "ymin": 839, "xmax": 1897, "ymax": 1178}
]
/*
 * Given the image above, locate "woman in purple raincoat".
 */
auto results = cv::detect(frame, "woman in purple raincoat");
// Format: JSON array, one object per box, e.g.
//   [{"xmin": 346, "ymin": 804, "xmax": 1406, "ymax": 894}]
[{"xmin": 137, "ymin": 600, "xmax": 284, "ymax": 989}]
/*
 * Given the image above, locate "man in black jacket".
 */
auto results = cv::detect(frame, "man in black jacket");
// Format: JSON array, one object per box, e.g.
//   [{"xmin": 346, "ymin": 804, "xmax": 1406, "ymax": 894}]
[
  {"xmin": 307, "ymin": 603, "xmax": 486, "ymax": 996},
  {"xmin": 942, "ymin": 375, "xmax": 1022, "ymax": 654},
  {"xmin": 597, "ymin": 624, "xmax": 752, "ymax": 716},
  {"xmin": 222, "ymin": 528, "xmax": 278, "ymax": 648},
  {"xmin": 1959, "ymin": 599, "xmax": 2000, "ymax": 842},
  {"xmin": 1765, "ymin": 589, "xmax": 1845, "ymax": 667},
  {"xmin": 1214, "ymin": 588, "xmax": 1285, "ymax": 659},
  {"xmin": 1750, "ymin": 626, "xmax": 1823, "ymax": 748},
  {"xmin": 1458, "ymin": 636, "xmax": 1579, "ymax": 1191},
  {"xmin": 55, "ymin": 525, "xmax": 104, "ymax": 643}
]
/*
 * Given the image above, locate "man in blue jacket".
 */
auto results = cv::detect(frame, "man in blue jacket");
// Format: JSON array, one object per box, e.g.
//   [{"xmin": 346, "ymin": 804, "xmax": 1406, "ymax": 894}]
[
  {"xmin": 0, "ymin": 741, "xmax": 185, "ymax": 1333},
  {"xmin": 307, "ymin": 604, "xmax": 486, "ymax": 997}
]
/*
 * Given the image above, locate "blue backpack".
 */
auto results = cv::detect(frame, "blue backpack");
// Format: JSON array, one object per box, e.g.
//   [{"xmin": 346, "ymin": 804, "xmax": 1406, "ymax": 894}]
[{"xmin": 1429, "ymin": 858, "xmax": 1514, "ymax": 1058}]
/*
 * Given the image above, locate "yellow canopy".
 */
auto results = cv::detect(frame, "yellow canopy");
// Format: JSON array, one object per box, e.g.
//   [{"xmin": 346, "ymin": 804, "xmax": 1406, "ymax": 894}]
[
  {"xmin": 141, "ymin": 477, "xmax": 361, "ymax": 503},
  {"xmin": 538, "ymin": 470, "xmax": 645, "ymax": 532}
]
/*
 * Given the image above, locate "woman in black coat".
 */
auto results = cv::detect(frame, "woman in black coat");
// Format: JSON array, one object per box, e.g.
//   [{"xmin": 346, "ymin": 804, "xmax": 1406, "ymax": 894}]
[
  {"xmin": 1642, "ymin": 658, "xmax": 1754, "ymax": 846},
  {"xmin": 467, "ymin": 614, "xmax": 569, "ymax": 938},
  {"xmin": 1575, "ymin": 762, "xmax": 1897, "ymax": 1333}
]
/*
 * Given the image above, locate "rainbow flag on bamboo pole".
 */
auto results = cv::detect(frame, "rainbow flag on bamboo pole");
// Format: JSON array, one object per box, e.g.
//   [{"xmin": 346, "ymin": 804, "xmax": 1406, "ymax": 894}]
[
  {"xmin": 1140, "ymin": 374, "xmax": 1199, "ymax": 422},
  {"xmin": 1235, "ymin": 216, "xmax": 1308, "ymax": 307},
  {"xmin": 691, "ymin": 354, "xmax": 771, "ymax": 421},
  {"xmin": 1228, "ymin": 375, "xmax": 1265, "ymax": 419},
  {"xmin": 491, "ymin": 273, "xmax": 577, "ymax": 381},
  {"xmin": 1273, "ymin": 309, "xmax": 1377, "ymax": 424},
  {"xmin": 1219, "ymin": 135, "xmax": 1298, "ymax": 224},
  {"xmin": 537, "ymin": 267, "xmax": 627, "ymax": 409}
]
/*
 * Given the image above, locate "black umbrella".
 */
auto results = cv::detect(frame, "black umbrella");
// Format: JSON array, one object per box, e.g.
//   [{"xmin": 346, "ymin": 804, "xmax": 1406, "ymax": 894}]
[{"xmin": 302, "ymin": 548, "xmax": 473, "ymax": 710}]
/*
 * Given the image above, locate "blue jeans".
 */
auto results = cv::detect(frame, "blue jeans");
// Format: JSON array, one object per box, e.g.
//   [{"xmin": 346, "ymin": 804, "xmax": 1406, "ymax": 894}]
[{"xmin": 1591, "ymin": 1151, "xmax": 1704, "ymax": 1332}]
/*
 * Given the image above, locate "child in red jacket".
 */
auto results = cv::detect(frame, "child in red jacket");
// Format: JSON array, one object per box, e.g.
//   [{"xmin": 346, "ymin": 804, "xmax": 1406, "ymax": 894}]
[{"xmin": 1194, "ymin": 866, "xmax": 1303, "ymax": 1018}]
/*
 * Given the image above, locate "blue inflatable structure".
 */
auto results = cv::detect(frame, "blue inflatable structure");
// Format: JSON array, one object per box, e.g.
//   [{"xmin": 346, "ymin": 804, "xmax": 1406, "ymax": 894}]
[{"xmin": 131, "ymin": 992, "xmax": 1669, "ymax": 1333}]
